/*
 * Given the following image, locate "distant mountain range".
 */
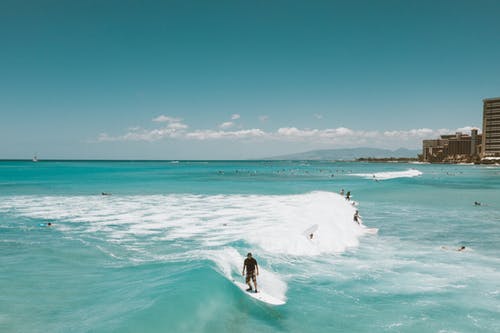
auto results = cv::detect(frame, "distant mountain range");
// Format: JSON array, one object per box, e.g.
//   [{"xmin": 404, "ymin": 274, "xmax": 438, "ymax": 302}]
[{"xmin": 267, "ymin": 148, "xmax": 420, "ymax": 160}]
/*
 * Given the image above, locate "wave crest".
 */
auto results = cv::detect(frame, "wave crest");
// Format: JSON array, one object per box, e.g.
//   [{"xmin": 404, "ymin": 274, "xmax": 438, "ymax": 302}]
[{"xmin": 351, "ymin": 168, "xmax": 422, "ymax": 180}]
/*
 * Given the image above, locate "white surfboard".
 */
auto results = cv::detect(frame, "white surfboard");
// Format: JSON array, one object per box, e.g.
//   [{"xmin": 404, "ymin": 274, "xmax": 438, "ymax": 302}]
[
  {"xmin": 302, "ymin": 224, "xmax": 319, "ymax": 240},
  {"xmin": 232, "ymin": 280, "xmax": 286, "ymax": 306},
  {"xmin": 364, "ymin": 227, "xmax": 378, "ymax": 234}
]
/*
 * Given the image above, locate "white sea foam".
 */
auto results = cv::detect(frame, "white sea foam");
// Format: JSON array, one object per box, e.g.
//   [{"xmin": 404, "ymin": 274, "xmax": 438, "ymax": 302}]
[
  {"xmin": 351, "ymin": 168, "xmax": 423, "ymax": 180},
  {"xmin": 0, "ymin": 192, "xmax": 369, "ymax": 256},
  {"xmin": 0, "ymin": 191, "xmax": 374, "ymax": 301}
]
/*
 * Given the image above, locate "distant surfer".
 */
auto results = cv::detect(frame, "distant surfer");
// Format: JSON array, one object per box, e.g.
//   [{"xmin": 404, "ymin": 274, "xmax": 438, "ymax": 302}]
[
  {"xmin": 441, "ymin": 246, "xmax": 467, "ymax": 252},
  {"xmin": 346, "ymin": 191, "xmax": 351, "ymax": 201},
  {"xmin": 303, "ymin": 224, "xmax": 319, "ymax": 241},
  {"xmin": 474, "ymin": 201, "xmax": 481, "ymax": 206},
  {"xmin": 39, "ymin": 222, "xmax": 52, "ymax": 227},
  {"xmin": 340, "ymin": 189, "xmax": 344, "ymax": 196},
  {"xmin": 101, "ymin": 192, "xmax": 111, "ymax": 196},
  {"xmin": 242, "ymin": 252, "xmax": 259, "ymax": 293},
  {"xmin": 353, "ymin": 210, "xmax": 360, "ymax": 225}
]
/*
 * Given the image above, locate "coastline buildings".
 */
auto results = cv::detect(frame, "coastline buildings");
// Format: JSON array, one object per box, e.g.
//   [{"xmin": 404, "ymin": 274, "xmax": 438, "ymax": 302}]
[
  {"xmin": 421, "ymin": 96, "xmax": 500, "ymax": 163},
  {"xmin": 482, "ymin": 97, "xmax": 500, "ymax": 158},
  {"xmin": 422, "ymin": 130, "xmax": 481, "ymax": 163}
]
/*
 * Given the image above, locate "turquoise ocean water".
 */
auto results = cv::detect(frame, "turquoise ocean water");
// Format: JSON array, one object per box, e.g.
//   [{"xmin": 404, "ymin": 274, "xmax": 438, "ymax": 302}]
[{"xmin": 1, "ymin": 160, "xmax": 499, "ymax": 332}]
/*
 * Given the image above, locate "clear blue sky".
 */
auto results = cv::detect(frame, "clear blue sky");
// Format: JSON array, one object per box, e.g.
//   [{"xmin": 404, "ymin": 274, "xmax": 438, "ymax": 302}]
[{"xmin": 1, "ymin": 0, "xmax": 499, "ymax": 159}]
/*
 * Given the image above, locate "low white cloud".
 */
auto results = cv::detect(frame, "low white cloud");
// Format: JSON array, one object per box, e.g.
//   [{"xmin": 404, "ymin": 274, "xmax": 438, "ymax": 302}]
[
  {"xmin": 219, "ymin": 121, "xmax": 234, "ymax": 129},
  {"xmin": 186, "ymin": 129, "xmax": 266, "ymax": 140},
  {"xmin": 381, "ymin": 127, "xmax": 476, "ymax": 141},
  {"xmin": 331, "ymin": 127, "xmax": 355, "ymax": 136},
  {"xmin": 217, "ymin": 114, "xmax": 241, "ymax": 129},
  {"xmin": 97, "ymin": 133, "xmax": 115, "ymax": 142},
  {"xmin": 99, "ymin": 115, "xmax": 189, "ymax": 142},
  {"xmin": 168, "ymin": 122, "xmax": 188, "ymax": 130},
  {"xmin": 277, "ymin": 127, "xmax": 316, "ymax": 137},
  {"xmin": 152, "ymin": 115, "xmax": 182, "ymax": 123},
  {"xmin": 276, "ymin": 127, "xmax": 356, "ymax": 139},
  {"xmin": 98, "ymin": 126, "xmax": 185, "ymax": 142},
  {"xmin": 96, "ymin": 116, "xmax": 479, "ymax": 150},
  {"xmin": 455, "ymin": 126, "xmax": 479, "ymax": 133},
  {"xmin": 383, "ymin": 128, "xmax": 435, "ymax": 138}
]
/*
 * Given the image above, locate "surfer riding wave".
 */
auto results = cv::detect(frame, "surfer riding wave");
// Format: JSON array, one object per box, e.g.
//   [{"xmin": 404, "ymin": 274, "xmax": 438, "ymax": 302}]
[{"xmin": 242, "ymin": 252, "xmax": 259, "ymax": 293}]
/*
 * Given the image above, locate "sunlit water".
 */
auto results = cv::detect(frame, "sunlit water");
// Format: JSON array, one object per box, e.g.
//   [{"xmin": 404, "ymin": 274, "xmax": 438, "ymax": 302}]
[{"xmin": 1, "ymin": 161, "xmax": 499, "ymax": 332}]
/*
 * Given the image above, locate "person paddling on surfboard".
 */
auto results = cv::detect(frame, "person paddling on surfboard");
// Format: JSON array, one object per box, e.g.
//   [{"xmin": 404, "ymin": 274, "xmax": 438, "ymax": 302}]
[{"xmin": 242, "ymin": 252, "xmax": 259, "ymax": 293}]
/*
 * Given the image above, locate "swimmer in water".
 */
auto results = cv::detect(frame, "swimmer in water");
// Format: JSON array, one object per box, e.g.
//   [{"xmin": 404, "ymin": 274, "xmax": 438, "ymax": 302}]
[{"xmin": 441, "ymin": 245, "xmax": 467, "ymax": 252}]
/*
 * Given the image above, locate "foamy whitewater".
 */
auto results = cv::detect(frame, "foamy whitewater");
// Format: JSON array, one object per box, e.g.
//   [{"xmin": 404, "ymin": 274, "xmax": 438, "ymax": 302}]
[
  {"xmin": 351, "ymin": 168, "xmax": 423, "ymax": 180},
  {"xmin": 1, "ymin": 161, "xmax": 499, "ymax": 332}
]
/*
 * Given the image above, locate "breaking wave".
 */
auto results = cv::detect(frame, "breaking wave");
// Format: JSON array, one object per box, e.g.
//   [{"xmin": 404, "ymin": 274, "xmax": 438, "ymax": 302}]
[
  {"xmin": 351, "ymin": 168, "xmax": 422, "ymax": 180},
  {"xmin": 0, "ymin": 191, "xmax": 374, "ymax": 303}
]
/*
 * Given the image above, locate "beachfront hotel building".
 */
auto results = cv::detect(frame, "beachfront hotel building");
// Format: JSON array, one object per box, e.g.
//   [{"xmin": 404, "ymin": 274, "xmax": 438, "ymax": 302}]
[
  {"xmin": 482, "ymin": 97, "xmax": 500, "ymax": 157},
  {"xmin": 421, "ymin": 96, "xmax": 500, "ymax": 163},
  {"xmin": 422, "ymin": 130, "xmax": 481, "ymax": 163}
]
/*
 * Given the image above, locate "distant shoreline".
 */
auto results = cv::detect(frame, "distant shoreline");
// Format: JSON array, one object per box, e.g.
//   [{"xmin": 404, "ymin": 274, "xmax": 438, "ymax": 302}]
[
  {"xmin": 0, "ymin": 158, "xmax": 427, "ymax": 163},
  {"xmin": 356, "ymin": 157, "xmax": 418, "ymax": 163},
  {"xmin": 0, "ymin": 158, "xmax": 497, "ymax": 165},
  {"xmin": 1, "ymin": 158, "xmax": 417, "ymax": 163}
]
